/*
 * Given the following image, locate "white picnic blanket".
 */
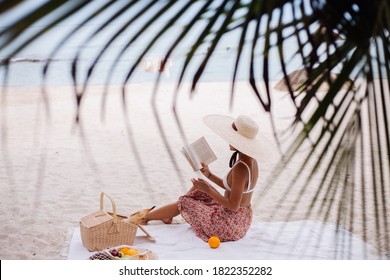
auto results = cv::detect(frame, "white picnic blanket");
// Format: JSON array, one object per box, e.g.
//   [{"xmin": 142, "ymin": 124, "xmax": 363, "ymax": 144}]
[{"xmin": 67, "ymin": 220, "xmax": 381, "ymax": 260}]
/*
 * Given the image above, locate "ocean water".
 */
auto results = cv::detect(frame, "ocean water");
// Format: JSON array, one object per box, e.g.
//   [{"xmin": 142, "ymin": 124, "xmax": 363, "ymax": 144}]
[{"xmin": 0, "ymin": 1, "xmax": 303, "ymax": 87}]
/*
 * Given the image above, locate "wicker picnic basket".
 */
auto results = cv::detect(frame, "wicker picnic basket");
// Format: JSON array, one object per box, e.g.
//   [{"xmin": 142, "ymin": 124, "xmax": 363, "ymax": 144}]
[{"xmin": 80, "ymin": 192, "xmax": 154, "ymax": 251}]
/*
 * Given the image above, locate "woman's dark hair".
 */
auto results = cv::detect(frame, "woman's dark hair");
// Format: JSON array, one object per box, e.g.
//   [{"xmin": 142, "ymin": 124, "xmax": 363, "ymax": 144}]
[{"xmin": 229, "ymin": 150, "xmax": 240, "ymax": 168}]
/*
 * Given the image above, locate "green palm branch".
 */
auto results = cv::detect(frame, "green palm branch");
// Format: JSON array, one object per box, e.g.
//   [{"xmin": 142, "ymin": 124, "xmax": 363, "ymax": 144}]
[{"xmin": 1, "ymin": 0, "xmax": 389, "ymax": 258}]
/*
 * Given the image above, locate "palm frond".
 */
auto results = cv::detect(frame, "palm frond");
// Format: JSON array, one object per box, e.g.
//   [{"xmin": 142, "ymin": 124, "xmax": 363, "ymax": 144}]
[
  {"xmin": 176, "ymin": 0, "xmax": 231, "ymax": 88},
  {"xmin": 0, "ymin": 1, "xmax": 89, "ymax": 60},
  {"xmin": 0, "ymin": 0, "xmax": 23, "ymax": 14},
  {"xmin": 43, "ymin": 1, "xmax": 125, "ymax": 81}
]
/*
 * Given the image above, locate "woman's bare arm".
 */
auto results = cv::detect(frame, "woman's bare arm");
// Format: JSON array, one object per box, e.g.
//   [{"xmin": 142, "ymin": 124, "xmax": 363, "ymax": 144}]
[
  {"xmin": 193, "ymin": 164, "xmax": 247, "ymax": 211},
  {"xmin": 207, "ymin": 172, "xmax": 225, "ymax": 189},
  {"xmin": 200, "ymin": 162, "xmax": 225, "ymax": 189}
]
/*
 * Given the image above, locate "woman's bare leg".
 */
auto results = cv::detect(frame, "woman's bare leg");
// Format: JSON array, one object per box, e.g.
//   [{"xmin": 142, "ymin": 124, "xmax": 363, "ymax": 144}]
[
  {"xmin": 141, "ymin": 202, "xmax": 179, "ymax": 225},
  {"xmin": 140, "ymin": 185, "xmax": 196, "ymax": 225}
]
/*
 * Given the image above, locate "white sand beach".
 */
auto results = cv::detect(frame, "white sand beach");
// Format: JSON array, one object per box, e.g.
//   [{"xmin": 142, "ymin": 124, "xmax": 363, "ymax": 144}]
[{"xmin": 0, "ymin": 81, "xmax": 388, "ymax": 259}]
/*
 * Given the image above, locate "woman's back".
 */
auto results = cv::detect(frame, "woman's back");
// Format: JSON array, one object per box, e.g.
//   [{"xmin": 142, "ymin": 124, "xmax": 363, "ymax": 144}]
[{"xmin": 224, "ymin": 159, "xmax": 258, "ymax": 207}]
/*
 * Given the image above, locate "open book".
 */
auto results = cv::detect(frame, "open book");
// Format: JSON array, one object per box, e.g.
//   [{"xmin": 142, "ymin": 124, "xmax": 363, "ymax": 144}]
[{"xmin": 180, "ymin": 137, "xmax": 217, "ymax": 171}]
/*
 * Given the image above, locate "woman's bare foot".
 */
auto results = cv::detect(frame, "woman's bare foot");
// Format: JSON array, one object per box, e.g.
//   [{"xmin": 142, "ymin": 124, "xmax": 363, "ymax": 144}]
[
  {"xmin": 138, "ymin": 218, "xmax": 149, "ymax": 225},
  {"xmin": 138, "ymin": 217, "xmax": 172, "ymax": 225},
  {"xmin": 129, "ymin": 207, "xmax": 156, "ymax": 224},
  {"xmin": 139, "ymin": 218, "xmax": 172, "ymax": 225},
  {"xmin": 162, "ymin": 218, "xmax": 173, "ymax": 224}
]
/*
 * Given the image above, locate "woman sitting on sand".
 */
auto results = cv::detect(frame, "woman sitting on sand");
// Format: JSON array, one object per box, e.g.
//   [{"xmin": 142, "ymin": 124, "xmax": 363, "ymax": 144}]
[{"xmin": 130, "ymin": 114, "xmax": 266, "ymax": 242}]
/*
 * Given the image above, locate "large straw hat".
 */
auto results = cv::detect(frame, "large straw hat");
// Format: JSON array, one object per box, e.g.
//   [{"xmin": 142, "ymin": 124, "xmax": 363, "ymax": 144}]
[{"xmin": 203, "ymin": 114, "xmax": 270, "ymax": 160}]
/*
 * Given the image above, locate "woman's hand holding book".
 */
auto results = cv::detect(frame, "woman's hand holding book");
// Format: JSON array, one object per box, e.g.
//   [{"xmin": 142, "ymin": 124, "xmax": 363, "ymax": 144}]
[{"xmin": 200, "ymin": 162, "xmax": 212, "ymax": 178}]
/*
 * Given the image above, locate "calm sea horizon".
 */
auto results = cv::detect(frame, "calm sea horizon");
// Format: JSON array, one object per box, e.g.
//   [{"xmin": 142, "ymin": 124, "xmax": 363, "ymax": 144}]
[{"xmin": 0, "ymin": 1, "xmax": 306, "ymax": 87}]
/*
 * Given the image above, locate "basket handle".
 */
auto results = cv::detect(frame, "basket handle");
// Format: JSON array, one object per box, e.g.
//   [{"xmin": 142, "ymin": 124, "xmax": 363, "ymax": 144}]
[{"xmin": 99, "ymin": 192, "xmax": 118, "ymax": 223}]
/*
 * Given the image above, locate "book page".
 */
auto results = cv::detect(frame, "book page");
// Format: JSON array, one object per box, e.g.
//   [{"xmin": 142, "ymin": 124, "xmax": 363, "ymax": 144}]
[
  {"xmin": 180, "ymin": 146, "xmax": 198, "ymax": 171},
  {"xmin": 190, "ymin": 137, "xmax": 217, "ymax": 166}
]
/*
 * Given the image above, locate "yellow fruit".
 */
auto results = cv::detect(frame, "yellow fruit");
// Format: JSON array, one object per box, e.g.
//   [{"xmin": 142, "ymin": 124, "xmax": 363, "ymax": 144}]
[
  {"xmin": 119, "ymin": 247, "xmax": 139, "ymax": 256},
  {"xmin": 127, "ymin": 249, "xmax": 139, "ymax": 256},
  {"xmin": 208, "ymin": 236, "xmax": 220, "ymax": 249},
  {"xmin": 119, "ymin": 248, "xmax": 129, "ymax": 255}
]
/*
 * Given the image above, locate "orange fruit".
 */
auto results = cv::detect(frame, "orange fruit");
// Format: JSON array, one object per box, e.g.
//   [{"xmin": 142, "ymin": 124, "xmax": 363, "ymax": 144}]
[
  {"xmin": 208, "ymin": 236, "xmax": 220, "ymax": 249},
  {"xmin": 119, "ymin": 248, "xmax": 139, "ymax": 256},
  {"xmin": 127, "ymin": 249, "xmax": 139, "ymax": 256},
  {"xmin": 119, "ymin": 248, "xmax": 130, "ymax": 255}
]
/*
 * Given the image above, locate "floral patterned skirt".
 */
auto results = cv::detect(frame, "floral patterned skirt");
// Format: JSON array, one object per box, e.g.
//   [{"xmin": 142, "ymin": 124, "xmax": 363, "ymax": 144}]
[{"xmin": 178, "ymin": 189, "xmax": 252, "ymax": 242}]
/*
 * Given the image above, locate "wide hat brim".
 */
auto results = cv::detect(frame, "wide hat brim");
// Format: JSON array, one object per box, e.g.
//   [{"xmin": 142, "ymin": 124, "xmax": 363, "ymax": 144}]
[{"xmin": 203, "ymin": 114, "xmax": 272, "ymax": 161}]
